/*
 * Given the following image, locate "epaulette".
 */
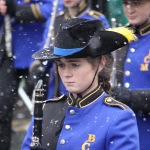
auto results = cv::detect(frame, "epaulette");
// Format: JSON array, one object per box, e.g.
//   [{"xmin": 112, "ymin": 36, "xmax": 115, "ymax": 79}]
[
  {"xmin": 104, "ymin": 96, "xmax": 130, "ymax": 110},
  {"xmin": 88, "ymin": 10, "xmax": 104, "ymax": 19},
  {"xmin": 56, "ymin": 11, "xmax": 65, "ymax": 17}
]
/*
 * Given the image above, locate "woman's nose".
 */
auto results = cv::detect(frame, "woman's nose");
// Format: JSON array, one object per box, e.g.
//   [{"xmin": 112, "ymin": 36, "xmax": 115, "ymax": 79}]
[
  {"xmin": 126, "ymin": 4, "xmax": 135, "ymax": 14},
  {"xmin": 63, "ymin": 68, "xmax": 72, "ymax": 78}
]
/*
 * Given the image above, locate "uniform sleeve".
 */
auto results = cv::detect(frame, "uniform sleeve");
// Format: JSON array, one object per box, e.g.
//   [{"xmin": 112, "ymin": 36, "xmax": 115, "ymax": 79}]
[
  {"xmin": 130, "ymin": 90, "xmax": 150, "ymax": 112},
  {"xmin": 111, "ymin": 87, "xmax": 150, "ymax": 112},
  {"xmin": 21, "ymin": 116, "xmax": 34, "ymax": 150},
  {"xmin": 106, "ymin": 109, "xmax": 140, "ymax": 150},
  {"xmin": 39, "ymin": 0, "xmax": 63, "ymax": 19},
  {"xmin": 6, "ymin": 0, "xmax": 63, "ymax": 23}
]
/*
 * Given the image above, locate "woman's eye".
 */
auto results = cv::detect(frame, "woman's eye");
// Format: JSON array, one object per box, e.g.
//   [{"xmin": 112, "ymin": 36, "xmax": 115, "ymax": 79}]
[
  {"xmin": 123, "ymin": 1, "xmax": 129, "ymax": 5},
  {"xmin": 57, "ymin": 63, "xmax": 65, "ymax": 68},
  {"xmin": 123, "ymin": 1, "xmax": 141, "ymax": 6},
  {"xmin": 134, "ymin": 1, "xmax": 140, "ymax": 5},
  {"xmin": 72, "ymin": 63, "xmax": 79, "ymax": 67}
]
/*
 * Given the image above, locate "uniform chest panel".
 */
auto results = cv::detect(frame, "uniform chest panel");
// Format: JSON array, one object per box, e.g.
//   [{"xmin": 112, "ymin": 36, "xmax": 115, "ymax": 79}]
[
  {"xmin": 123, "ymin": 34, "xmax": 150, "ymax": 89},
  {"xmin": 57, "ymin": 107, "xmax": 108, "ymax": 150},
  {"xmin": 42, "ymin": 99, "xmax": 68, "ymax": 149},
  {"xmin": 56, "ymin": 96, "xmax": 118, "ymax": 150}
]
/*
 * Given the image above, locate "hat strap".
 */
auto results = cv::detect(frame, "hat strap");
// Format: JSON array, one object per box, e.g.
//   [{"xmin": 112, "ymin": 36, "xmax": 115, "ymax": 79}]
[{"xmin": 77, "ymin": 58, "xmax": 101, "ymax": 99}]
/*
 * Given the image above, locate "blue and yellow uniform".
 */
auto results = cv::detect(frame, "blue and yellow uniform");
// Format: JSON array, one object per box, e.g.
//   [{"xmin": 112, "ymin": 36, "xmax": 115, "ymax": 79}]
[
  {"xmin": 115, "ymin": 23, "xmax": 150, "ymax": 150},
  {"xmin": 42, "ymin": 1, "xmax": 109, "ymax": 99},
  {"xmin": 22, "ymin": 86, "xmax": 139, "ymax": 149},
  {"xmin": 22, "ymin": 2, "xmax": 110, "ymax": 148},
  {"xmin": 23, "ymin": 16, "xmax": 140, "ymax": 150}
]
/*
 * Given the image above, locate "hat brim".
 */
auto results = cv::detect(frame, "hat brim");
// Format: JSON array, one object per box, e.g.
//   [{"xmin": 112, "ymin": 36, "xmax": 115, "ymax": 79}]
[
  {"xmin": 32, "ymin": 47, "xmax": 61, "ymax": 60},
  {"xmin": 32, "ymin": 30, "xmax": 128, "ymax": 60}
]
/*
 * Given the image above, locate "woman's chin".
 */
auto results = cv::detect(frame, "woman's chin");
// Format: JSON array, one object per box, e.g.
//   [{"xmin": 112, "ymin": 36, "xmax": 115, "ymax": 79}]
[
  {"xmin": 128, "ymin": 19, "xmax": 145, "ymax": 26},
  {"xmin": 66, "ymin": 87, "xmax": 80, "ymax": 94}
]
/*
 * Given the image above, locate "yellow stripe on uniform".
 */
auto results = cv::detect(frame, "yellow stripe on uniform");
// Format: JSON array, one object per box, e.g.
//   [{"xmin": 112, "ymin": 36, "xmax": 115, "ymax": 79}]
[
  {"xmin": 35, "ymin": 4, "xmax": 45, "ymax": 21},
  {"xmin": 31, "ymin": 4, "xmax": 39, "ymax": 20}
]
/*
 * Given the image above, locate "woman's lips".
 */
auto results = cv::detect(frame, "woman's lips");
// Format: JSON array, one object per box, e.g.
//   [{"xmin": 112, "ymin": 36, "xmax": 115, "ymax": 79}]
[
  {"xmin": 128, "ymin": 16, "xmax": 136, "ymax": 20},
  {"xmin": 64, "ymin": 0, "xmax": 72, "ymax": 4},
  {"xmin": 65, "ymin": 82, "xmax": 74, "ymax": 85}
]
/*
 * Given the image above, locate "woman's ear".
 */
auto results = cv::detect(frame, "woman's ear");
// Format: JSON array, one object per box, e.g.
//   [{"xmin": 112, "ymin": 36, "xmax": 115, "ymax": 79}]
[{"xmin": 98, "ymin": 56, "xmax": 106, "ymax": 72}]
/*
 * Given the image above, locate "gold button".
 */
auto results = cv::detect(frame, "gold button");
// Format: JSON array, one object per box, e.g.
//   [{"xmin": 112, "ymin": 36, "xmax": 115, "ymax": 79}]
[
  {"xmin": 130, "ymin": 48, "xmax": 135, "ymax": 53},
  {"xmin": 106, "ymin": 98, "xmax": 112, "ymax": 103},
  {"xmin": 65, "ymin": 125, "xmax": 71, "ymax": 130},
  {"xmin": 124, "ymin": 82, "xmax": 130, "ymax": 88},
  {"xmin": 60, "ymin": 139, "xmax": 65, "ymax": 145},
  {"xmin": 70, "ymin": 110, "xmax": 75, "ymax": 115},
  {"xmin": 126, "ymin": 58, "xmax": 131, "ymax": 63},
  {"xmin": 125, "ymin": 71, "xmax": 130, "ymax": 76}
]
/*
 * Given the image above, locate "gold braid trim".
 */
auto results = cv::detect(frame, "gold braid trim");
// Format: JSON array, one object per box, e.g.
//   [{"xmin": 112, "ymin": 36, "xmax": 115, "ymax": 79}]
[
  {"xmin": 31, "ymin": 4, "xmax": 45, "ymax": 21},
  {"xmin": 31, "ymin": 4, "xmax": 39, "ymax": 20},
  {"xmin": 35, "ymin": 4, "xmax": 45, "ymax": 21}
]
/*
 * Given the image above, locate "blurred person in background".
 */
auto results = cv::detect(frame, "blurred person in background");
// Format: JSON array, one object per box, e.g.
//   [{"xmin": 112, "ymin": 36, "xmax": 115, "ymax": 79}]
[
  {"xmin": 22, "ymin": 0, "xmax": 110, "ymax": 149},
  {"xmin": 0, "ymin": 0, "xmax": 63, "ymax": 149},
  {"xmin": 103, "ymin": 0, "xmax": 128, "ymax": 27},
  {"xmin": 111, "ymin": 0, "xmax": 150, "ymax": 149}
]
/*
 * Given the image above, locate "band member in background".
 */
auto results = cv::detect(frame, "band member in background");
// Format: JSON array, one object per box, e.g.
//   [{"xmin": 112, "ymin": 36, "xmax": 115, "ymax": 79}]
[
  {"xmin": 111, "ymin": 0, "xmax": 150, "ymax": 149},
  {"xmin": 0, "ymin": 0, "xmax": 63, "ymax": 149},
  {"xmin": 23, "ymin": 18, "xmax": 139, "ymax": 150},
  {"xmin": 103, "ymin": 0, "xmax": 128, "ymax": 27}
]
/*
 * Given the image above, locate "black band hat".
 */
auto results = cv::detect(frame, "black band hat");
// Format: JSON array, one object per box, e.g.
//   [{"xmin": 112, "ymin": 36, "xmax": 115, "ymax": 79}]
[{"xmin": 32, "ymin": 18, "xmax": 137, "ymax": 60}]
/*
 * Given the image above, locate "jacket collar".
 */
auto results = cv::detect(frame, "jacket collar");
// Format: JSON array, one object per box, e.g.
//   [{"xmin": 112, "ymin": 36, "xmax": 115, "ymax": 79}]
[
  {"xmin": 64, "ymin": 1, "xmax": 88, "ymax": 19},
  {"xmin": 127, "ymin": 22, "xmax": 150, "ymax": 36},
  {"xmin": 67, "ymin": 86, "xmax": 104, "ymax": 108}
]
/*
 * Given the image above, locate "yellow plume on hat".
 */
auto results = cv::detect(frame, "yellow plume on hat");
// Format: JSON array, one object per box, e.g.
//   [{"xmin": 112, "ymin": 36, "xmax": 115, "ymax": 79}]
[{"xmin": 108, "ymin": 27, "xmax": 138, "ymax": 43}]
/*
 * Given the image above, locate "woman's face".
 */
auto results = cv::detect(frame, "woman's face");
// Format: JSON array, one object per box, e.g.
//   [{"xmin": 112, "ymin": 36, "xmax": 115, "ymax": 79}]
[
  {"xmin": 63, "ymin": 0, "xmax": 83, "ymax": 8},
  {"xmin": 123, "ymin": 0, "xmax": 150, "ymax": 26},
  {"xmin": 56, "ymin": 58, "xmax": 105, "ymax": 96}
]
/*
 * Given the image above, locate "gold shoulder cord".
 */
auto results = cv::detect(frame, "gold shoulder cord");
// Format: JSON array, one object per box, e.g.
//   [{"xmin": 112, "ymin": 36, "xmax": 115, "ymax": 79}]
[{"xmin": 104, "ymin": 97, "xmax": 130, "ymax": 110}]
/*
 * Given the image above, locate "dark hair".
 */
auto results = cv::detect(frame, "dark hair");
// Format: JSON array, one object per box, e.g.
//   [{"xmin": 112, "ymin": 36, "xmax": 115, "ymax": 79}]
[{"xmin": 86, "ymin": 54, "xmax": 114, "ymax": 94}]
